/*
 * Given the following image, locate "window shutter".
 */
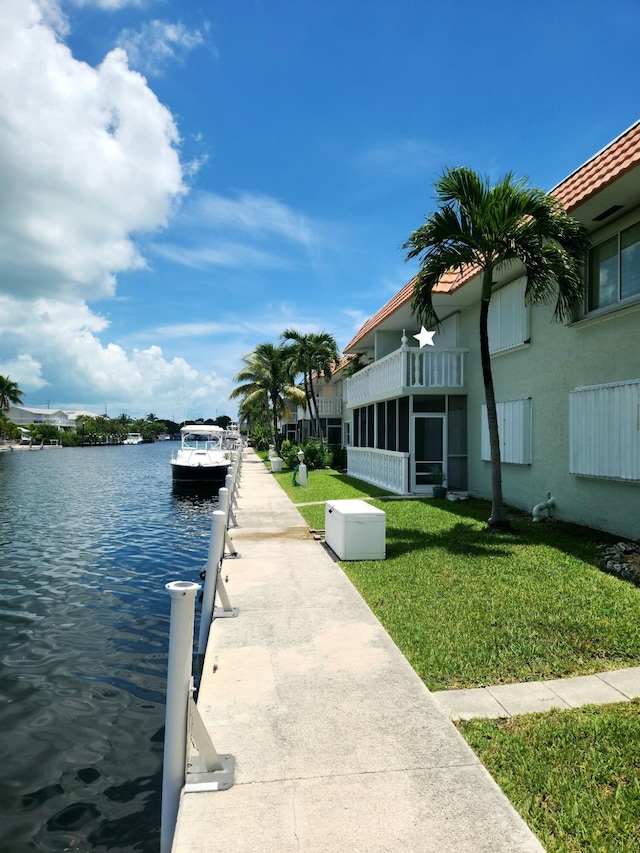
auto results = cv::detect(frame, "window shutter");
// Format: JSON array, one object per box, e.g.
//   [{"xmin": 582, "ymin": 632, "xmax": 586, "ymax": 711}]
[
  {"xmin": 482, "ymin": 398, "xmax": 532, "ymax": 464},
  {"xmin": 570, "ymin": 380, "xmax": 640, "ymax": 480},
  {"xmin": 488, "ymin": 277, "xmax": 530, "ymax": 353}
]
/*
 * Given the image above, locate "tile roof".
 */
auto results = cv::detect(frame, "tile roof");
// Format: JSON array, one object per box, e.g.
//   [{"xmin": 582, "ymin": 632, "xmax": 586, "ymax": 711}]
[
  {"xmin": 344, "ymin": 278, "xmax": 415, "ymax": 352},
  {"xmin": 344, "ymin": 268, "xmax": 477, "ymax": 351},
  {"xmin": 552, "ymin": 120, "xmax": 640, "ymax": 211},
  {"xmin": 345, "ymin": 121, "xmax": 640, "ymax": 353}
]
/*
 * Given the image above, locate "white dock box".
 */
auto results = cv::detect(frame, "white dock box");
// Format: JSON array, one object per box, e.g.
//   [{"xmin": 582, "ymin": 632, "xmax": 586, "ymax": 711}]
[{"xmin": 324, "ymin": 499, "xmax": 386, "ymax": 560}]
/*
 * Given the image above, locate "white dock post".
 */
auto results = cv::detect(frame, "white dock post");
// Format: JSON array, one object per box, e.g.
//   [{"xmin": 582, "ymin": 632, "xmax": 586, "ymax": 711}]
[
  {"xmin": 224, "ymin": 473, "xmax": 238, "ymax": 527},
  {"xmin": 161, "ymin": 580, "xmax": 201, "ymax": 853},
  {"xmin": 218, "ymin": 487, "xmax": 238, "ymax": 555},
  {"xmin": 197, "ymin": 511, "xmax": 227, "ymax": 655}
]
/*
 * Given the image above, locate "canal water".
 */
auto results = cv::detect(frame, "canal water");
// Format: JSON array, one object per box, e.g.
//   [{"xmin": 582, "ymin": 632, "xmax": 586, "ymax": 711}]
[{"xmin": 0, "ymin": 442, "xmax": 218, "ymax": 852}]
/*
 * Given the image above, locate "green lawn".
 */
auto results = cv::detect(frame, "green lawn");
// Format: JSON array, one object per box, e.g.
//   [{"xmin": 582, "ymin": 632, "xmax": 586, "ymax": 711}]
[
  {"xmin": 460, "ymin": 703, "xmax": 640, "ymax": 853},
  {"xmin": 271, "ymin": 465, "xmax": 392, "ymax": 505},
  {"xmin": 266, "ymin": 462, "xmax": 640, "ymax": 851},
  {"xmin": 296, "ymin": 495, "xmax": 640, "ymax": 691}
]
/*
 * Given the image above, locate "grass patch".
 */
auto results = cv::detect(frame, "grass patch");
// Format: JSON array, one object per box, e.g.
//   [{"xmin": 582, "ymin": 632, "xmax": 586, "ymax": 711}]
[
  {"xmin": 459, "ymin": 702, "xmax": 640, "ymax": 852},
  {"xmin": 341, "ymin": 499, "xmax": 640, "ymax": 690},
  {"xmin": 291, "ymin": 492, "xmax": 640, "ymax": 690},
  {"xmin": 271, "ymin": 465, "xmax": 392, "ymax": 505}
]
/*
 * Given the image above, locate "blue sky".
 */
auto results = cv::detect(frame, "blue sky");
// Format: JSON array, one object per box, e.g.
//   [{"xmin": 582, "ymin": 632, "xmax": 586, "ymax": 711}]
[{"xmin": 1, "ymin": 0, "xmax": 639, "ymax": 422}]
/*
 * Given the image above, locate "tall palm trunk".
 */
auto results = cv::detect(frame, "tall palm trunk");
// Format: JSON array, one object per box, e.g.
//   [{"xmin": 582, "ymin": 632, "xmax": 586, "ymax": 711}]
[
  {"xmin": 303, "ymin": 373, "xmax": 315, "ymax": 437},
  {"xmin": 307, "ymin": 373, "xmax": 324, "ymax": 453},
  {"xmin": 269, "ymin": 391, "xmax": 281, "ymax": 453},
  {"xmin": 479, "ymin": 280, "xmax": 510, "ymax": 530}
]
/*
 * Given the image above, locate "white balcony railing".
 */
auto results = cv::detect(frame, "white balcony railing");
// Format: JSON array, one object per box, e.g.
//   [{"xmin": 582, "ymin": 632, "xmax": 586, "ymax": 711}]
[
  {"xmin": 296, "ymin": 397, "xmax": 342, "ymax": 421},
  {"xmin": 315, "ymin": 397, "xmax": 342, "ymax": 416},
  {"xmin": 346, "ymin": 347, "xmax": 467, "ymax": 408},
  {"xmin": 347, "ymin": 447, "xmax": 409, "ymax": 495}
]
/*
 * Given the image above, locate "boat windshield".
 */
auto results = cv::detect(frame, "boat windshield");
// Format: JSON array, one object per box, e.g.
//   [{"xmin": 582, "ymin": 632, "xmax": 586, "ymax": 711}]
[{"xmin": 183, "ymin": 433, "xmax": 222, "ymax": 450}]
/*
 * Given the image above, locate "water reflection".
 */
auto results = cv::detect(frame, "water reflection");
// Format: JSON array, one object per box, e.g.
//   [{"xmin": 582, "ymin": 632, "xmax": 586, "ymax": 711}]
[{"xmin": 0, "ymin": 443, "xmax": 215, "ymax": 851}]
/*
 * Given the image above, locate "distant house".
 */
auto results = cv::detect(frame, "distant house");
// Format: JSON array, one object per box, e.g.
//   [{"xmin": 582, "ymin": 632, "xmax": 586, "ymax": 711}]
[
  {"xmin": 7, "ymin": 406, "xmax": 72, "ymax": 430},
  {"xmin": 341, "ymin": 120, "xmax": 640, "ymax": 541},
  {"xmin": 6, "ymin": 407, "xmax": 98, "ymax": 431}
]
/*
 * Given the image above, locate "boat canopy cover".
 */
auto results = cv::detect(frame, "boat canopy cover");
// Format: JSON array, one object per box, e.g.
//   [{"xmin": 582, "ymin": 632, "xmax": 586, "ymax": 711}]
[{"xmin": 180, "ymin": 424, "xmax": 224, "ymax": 435}]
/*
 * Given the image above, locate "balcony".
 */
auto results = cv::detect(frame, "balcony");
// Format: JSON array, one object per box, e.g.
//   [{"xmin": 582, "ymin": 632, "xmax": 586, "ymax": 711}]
[
  {"xmin": 296, "ymin": 397, "xmax": 342, "ymax": 421},
  {"xmin": 346, "ymin": 346, "xmax": 467, "ymax": 409}
]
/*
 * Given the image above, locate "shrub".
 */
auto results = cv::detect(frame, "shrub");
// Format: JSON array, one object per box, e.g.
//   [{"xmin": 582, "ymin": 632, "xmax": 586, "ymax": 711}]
[
  {"xmin": 250, "ymin": 424, "xmax": 271, "ymax": 451},
  {"xmin": 327, "ymin": 444, "xmax": 347, "ymax": 469},
  {"xmin": 281, "ymin": 442, "xmax": 301, "ymax": 470},
  {"xmin": 281, "ymin": 437, "xmax": 334, "ymax": 470},
  {"xmin": 61, "ymin": 431, "xmax": 84, "ymax": 447}
]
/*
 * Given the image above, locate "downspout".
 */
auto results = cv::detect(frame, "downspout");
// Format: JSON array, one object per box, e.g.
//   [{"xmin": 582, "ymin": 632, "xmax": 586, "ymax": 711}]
[{"xmin": 532, "ymin": 491, "xmax": 555, "ymax": 522}]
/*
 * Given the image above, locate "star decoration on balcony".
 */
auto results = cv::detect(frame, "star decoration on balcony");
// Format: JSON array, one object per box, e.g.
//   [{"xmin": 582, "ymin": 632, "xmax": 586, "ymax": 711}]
[{"xmin": 414, "ymin": 326, "xmax": 436, "ymax": 348}]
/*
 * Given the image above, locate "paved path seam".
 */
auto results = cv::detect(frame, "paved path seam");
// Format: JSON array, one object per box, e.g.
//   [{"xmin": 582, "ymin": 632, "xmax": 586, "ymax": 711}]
[{"xmin": 431, "ymin": 666, "xmax": 640, "ymax": 721}]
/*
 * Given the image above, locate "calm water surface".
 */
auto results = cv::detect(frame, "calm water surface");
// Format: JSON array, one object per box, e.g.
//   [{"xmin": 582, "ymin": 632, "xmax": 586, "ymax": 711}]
[{"xmin": 0, "ymin": 443, "xmax": 217, "ymax": 852}]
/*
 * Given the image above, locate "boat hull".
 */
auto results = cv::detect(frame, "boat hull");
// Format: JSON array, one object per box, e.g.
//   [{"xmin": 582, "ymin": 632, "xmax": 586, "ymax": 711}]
[{"xmin": 171, "ymin": 462, "xmax": 229, "ymax": 489}]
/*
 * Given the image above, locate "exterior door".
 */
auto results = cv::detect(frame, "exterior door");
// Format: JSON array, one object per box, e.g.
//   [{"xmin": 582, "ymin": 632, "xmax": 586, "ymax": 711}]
[{"xmin": 412, "ymin": 414, "xmax": 446, "ymax": 493}]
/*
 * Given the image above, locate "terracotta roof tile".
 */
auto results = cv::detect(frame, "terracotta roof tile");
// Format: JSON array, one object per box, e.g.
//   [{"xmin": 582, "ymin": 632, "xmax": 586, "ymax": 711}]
[
  {"xmin": 344, "ymin": 279, "xmax": 415, "ymax": 352},
  {"xmin": 552, "ymin": 120, "xmax": 640, "ymax": 211},
  {"xmin": 344, "ymin": 266, "xmax": 478, "ymax": 351},
  {"xmin": 345, "ymin": 121, "xmax": 640, "ymax": 353}
]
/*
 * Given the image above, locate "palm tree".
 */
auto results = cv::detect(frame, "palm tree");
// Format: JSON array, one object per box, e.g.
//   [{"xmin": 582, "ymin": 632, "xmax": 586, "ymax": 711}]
[
  {"xmin": 404, "ymin": 167, "xmax": 590, "ymax": 530},
  {"xmin": 230, "ymin": 342, "xmax": 305, "ymax": 452},
  {"xmin": 0, "ymin": 375, "xmax": 24, "ymax": 412},
  {"xmin": 281, "ymin": 329, "xmax": 340, "ymax": 450}
]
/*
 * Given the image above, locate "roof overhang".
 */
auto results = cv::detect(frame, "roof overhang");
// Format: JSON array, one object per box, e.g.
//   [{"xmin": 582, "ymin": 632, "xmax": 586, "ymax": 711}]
[{"xmin": 345, "ymin": 120, "xmax": 640, "ymax": 355}]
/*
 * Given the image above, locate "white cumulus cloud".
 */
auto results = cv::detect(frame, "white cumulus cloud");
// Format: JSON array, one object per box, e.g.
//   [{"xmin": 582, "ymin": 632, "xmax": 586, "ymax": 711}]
[
  {"xmin": 0, "ymin": 0, "xmax": 184, "ymax": 301},
  {"xmin": 0, "ymin": 295, "xmax": 226, "ymax": 416},
  {"xmin": 0, "ymin": 2, "xmax": 225, "ymax": 418}
]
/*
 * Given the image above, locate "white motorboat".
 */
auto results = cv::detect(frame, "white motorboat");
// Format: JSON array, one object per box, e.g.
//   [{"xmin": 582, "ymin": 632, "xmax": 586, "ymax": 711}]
[
  {"xmin": 224, "ymin": 421, "xmax": 242, "ymax": 450},
  {"xmin": 123, "ymin": 433, "xmax": 144, "ymax": 445},
  {"xmin": 170, "ymin": 425, "xmax": 230, "ymax": 489}
]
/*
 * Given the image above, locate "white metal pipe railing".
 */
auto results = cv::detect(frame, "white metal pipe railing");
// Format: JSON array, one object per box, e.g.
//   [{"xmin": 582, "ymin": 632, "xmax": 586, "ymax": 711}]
[
  {"xmin": 161, "ymin": 580, "xmax": 201, "ymax": 853},
  {"xmin": 197, "ymin": 511, "xmax": 227, "ymax": 655},
  {"xmin": 218, "ymin": 487, "xmax": 238, "ymax": 557},
  {"xmin": 224, "ymin": 474, "xmax": 238, "ymax": 527}
]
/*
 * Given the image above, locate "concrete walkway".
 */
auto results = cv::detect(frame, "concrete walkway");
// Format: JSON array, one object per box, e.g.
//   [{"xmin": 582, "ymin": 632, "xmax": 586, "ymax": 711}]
[
  {"xmin": 433, "ymin": 667, "xmax": 640, "ymax": 721},
  {"xmin": 172, "ymin": 451, "xmax": 549, "ymax": 852}
]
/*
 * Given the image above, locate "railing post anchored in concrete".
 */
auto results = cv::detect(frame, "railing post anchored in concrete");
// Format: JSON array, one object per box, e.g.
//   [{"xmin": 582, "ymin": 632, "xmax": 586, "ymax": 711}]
[
  {"xmin": 161, "ymin": 580, "xmax": 200, "ymax": 853},
  {"xmin": 224, "ymin": 472, "xmax": 238, "ymax": 528},
  {"xmin": 198, "ymin": 511, "xmax": 238, "ymax": 662},
  {"xmin": 161, "ymin": 580, "xmax": 235, "ymax": 853},
  {"xmin": 218, "ymin": 487, "xmax": 239, "ymax": 557}
]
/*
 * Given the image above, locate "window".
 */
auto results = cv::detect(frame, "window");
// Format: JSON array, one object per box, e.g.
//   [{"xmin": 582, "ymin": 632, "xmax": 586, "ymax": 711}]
[
  {"xmin": 376, "ymin": 402, "xmax": 386, "ymax": 449},
  {"xmin": 488, "ymin": 277, "xmax": 530, "ymax": 354},
  {"xmin": 326, "ymin": 418, "xmax": 342, "ymax": 446},
  {"xmin": 481, "ymin": 398, "xmax": 532, "ymax": 464},
  {"xmin": 589, "ymin": 222, "xmax": 640, "ymax": 311},
  {"xmin": 569, "ymin": 380, "xmax": 640, "ymax": 481}
]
